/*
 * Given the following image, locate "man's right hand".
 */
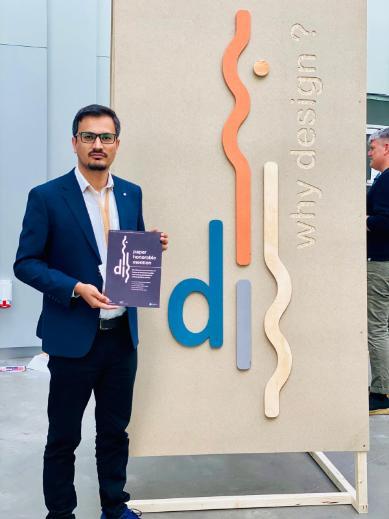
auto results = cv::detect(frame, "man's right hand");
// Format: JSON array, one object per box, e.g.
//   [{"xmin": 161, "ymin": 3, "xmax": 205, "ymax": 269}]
[{"xmin": 74, "ymin": 282, "xmax": 119, "ymax": 310}]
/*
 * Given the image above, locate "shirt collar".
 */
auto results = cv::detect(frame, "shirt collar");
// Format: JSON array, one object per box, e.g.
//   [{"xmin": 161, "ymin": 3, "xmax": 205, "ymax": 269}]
[{"xmin": 74, "ymin": 166, "xmax": 114, "ymax": 193}]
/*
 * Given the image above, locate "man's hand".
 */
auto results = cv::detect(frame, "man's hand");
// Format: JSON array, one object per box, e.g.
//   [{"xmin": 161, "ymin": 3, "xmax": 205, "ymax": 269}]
[
  {"xmin": 74, "ymin": 282, "xmax": 119, "ymax": 310},
  {"xmin": 151, "ymin": 229, "xmax": 169, "ymax": 251}
]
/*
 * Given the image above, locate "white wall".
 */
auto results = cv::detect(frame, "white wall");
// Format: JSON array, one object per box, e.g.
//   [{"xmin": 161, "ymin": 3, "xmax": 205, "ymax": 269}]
[
  {"xmin": 0, "ymin": 0, "xmax": 111, "ymax": 348},
  {"xmin": 367, "ymin": 0, "xmax": 389, "ymax": 95}
]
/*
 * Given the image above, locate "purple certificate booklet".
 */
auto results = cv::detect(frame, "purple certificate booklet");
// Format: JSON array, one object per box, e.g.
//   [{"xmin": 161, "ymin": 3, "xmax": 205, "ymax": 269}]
[{"xmin": 105, "ymin": 231, "xmax": 162, "ymax": 308}]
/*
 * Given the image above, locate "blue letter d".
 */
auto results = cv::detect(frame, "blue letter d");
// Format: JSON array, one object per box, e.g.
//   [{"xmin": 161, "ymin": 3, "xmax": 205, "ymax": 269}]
[{"xmin": 168, "ymin": 220, "xmax": 223, "ymax": 347}]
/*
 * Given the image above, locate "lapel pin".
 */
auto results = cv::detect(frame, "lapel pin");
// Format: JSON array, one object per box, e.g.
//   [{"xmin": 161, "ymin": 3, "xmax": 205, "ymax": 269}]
[{"xmin": 123, "ymin": 192, "xmax": 127, "ymax": 196}]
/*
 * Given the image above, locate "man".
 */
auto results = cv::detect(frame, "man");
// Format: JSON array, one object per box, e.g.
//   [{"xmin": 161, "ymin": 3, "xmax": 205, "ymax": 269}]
[
  {"xmin": 14, "ymin": 104, "xmax": 168, "ymax": 519},
  {"xmin": 366, "ymin": 126, "xmax": 389, "ymax": 415}
]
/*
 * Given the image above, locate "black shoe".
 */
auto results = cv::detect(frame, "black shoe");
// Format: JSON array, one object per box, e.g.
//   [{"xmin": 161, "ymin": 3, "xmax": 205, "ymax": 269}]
[{"xmin": 369, "ymin": 392, "xmax": 389, "ymax": 415}]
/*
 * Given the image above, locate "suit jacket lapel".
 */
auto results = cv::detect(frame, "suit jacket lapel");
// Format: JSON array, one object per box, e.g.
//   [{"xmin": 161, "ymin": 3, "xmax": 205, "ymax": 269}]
[{"xmin": 61, "ymin": 170, "xmax": 101, "ymax": 263}]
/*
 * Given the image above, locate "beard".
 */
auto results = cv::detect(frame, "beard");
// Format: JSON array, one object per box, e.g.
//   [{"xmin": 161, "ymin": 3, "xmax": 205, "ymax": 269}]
[{"xmin": 87, "ymin": 162, "xmax": 107, "ymax": 171}]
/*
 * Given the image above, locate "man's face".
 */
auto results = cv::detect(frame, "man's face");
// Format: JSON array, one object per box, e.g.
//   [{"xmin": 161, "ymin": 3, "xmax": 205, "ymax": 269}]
[
  {"xmin": 72, "ymin": 115, "xmax": 120, "ymax": 173},
  {"xmin": 368, "ymin": 138, "xmax": 389, "ymax": 172}
]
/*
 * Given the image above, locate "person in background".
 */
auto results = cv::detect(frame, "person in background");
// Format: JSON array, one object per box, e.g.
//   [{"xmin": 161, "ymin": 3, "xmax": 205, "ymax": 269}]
[
  {"xmin": 14, "ymin": 104, "xmax": 168, "ymax": 519},
  {"xmin": 366, "ymin": 126, "xmax": 389, "ymax": 414}
]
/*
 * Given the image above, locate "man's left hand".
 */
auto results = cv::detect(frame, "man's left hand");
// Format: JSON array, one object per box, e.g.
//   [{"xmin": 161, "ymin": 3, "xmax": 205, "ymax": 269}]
[{"xmin": 151, "ymin": 229, "xmax": 169, "ymax": 251}]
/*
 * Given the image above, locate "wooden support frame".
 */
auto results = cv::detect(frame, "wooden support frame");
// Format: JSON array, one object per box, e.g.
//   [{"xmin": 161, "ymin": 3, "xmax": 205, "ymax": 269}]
[{"xmin": 128, "ymin": 451, "xmax": 368, "ymax": 514}]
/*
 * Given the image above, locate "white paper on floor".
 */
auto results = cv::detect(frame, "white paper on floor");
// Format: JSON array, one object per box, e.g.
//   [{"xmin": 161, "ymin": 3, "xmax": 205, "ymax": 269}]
[{"xmin": 27, "ymin": 353, "xmax": 49, "ymax": 373}]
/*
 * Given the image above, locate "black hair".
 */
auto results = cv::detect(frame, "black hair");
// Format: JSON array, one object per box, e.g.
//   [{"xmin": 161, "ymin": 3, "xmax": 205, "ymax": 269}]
[{"xmin": 72, "ymin": 104, "xmax": 121, "ymax": 137}]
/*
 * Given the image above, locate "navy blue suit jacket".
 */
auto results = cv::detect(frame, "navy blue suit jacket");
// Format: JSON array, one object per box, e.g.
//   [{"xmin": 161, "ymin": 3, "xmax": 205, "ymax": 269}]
[
  {"xmin": 14, "ymin": 169, "xmax": 145, "ymax": 358},
  {"xmin": 367, "ymin": 168, "xmax": 389, "ymax": 261}
]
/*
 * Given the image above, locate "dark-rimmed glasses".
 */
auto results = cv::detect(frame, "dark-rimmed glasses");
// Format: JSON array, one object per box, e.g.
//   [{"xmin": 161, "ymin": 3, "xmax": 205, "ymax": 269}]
[{"xmin": 77, "ymin": 132, "xmax": 117, "ymax": 144}]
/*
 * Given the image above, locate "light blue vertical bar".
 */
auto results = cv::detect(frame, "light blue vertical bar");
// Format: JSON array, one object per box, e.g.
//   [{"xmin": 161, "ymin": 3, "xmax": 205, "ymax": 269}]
[
  {"xmin": 367, "ymin": 0, "xmax": 389, "ymax": 94},
  {"xmin": 96, "ymin": 0, "xmax": 112, "ymax": 105},
  {"xmin": 236, "ymin": 280, "xmax": 251, "ymax": 370},
  {"xmin": 0, "ymin": 0, "xmax": 48, "ymax": 348},
  {"xmin": 47, "ymin": 0, "xmax": 98, "ymax": 178},
  {"xmin": 0, "ymin": 45, "xmax": 47, "ymax": 347}
]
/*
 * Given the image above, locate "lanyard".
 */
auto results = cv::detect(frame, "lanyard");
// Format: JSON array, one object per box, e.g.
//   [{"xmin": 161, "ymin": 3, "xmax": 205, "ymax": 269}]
[{"xmin": 96, "ymin": 189, "xmax": 111, "ymax": 245}]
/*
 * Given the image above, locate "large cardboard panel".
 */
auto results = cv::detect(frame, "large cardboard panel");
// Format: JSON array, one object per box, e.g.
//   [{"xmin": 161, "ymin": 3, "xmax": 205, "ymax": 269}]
[{"xmin": 111, "ymin": 0, "xmax": 368, "ymax": 455}]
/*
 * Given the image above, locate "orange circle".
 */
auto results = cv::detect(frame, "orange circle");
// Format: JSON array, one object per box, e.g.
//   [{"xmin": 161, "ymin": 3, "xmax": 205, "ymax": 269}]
[{"xmin": 253, "ymin": 60, "xmax": 270, "ymax": 77}]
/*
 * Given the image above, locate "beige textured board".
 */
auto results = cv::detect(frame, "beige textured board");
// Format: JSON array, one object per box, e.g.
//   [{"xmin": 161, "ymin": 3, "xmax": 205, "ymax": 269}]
[{"xmin": 111, "ymin": 0, "xmax": 368, "ymax": 455}]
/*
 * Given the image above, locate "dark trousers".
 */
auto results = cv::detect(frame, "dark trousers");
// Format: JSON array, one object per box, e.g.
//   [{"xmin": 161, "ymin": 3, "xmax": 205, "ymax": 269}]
[{"xmin": 43, "ymin": 317, "xmax": 137, "ymax": 519}]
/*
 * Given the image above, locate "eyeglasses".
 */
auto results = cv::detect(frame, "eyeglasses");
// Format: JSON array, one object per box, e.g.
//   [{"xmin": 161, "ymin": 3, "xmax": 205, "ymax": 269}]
[{"xmin": 77, "ymin": 132, "xmax": 117, "ymax": 144}]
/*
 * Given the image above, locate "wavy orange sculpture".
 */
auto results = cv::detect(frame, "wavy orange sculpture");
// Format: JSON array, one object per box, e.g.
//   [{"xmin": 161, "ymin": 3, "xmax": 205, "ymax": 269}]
[{"xmin": 222, "ymin": 10, "xmax": 251, "ymax": 266}]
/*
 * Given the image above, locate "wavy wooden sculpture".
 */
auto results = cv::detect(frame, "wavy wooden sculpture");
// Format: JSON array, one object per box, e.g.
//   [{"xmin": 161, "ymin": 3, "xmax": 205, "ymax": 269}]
[
  {"xmin": 263, "ymin": 161, "xmax": 292, "ymax": 418},
  {"xmin": 222, "ymin": 10, "xmax": 251, "ymax": 266}
]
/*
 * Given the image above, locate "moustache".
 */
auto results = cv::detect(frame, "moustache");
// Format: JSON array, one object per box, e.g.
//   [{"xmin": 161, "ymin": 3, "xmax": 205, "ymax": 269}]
[{"xmin": 89, "ymin": 151, "xmax": 107, "ymax": 157}]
